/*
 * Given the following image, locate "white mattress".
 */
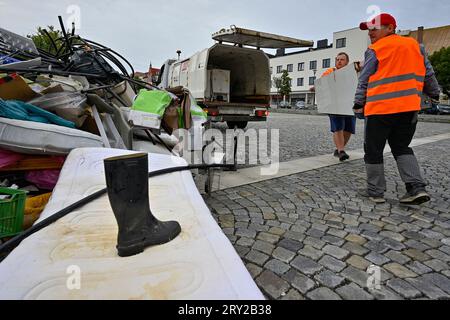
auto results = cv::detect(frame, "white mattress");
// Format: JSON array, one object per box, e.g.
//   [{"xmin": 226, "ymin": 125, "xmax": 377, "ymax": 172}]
[
  {"xmin": 0, "ymin": 118, "xmax": 104, "ymax": 155},
  {"xmin": 0, "ymin": 148, "xmax": 263, "ymax": 300}
]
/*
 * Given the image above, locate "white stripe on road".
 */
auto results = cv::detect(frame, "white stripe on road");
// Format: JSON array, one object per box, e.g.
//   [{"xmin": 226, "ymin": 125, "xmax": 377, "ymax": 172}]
[{"xmin": 213, "ymin": 132, "xmax": 450, "ymax": 191}]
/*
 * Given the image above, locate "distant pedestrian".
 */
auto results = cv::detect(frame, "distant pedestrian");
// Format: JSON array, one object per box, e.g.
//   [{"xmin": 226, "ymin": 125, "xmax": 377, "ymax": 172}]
[
  {"xmin": 354, "ymin": 13, "xmax": 440, "ymax": 204},
  {"xmin": 321, "ymin": 52, "xmax": 356, "ymax": 162}
]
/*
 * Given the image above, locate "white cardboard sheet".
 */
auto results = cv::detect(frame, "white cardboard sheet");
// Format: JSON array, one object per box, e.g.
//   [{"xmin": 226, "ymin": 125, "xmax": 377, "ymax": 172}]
[
  {"xmin": 0, "ymin": 148, "xmax": 264, "ymax": 300},
  {"xmin": 315, "ymin": 64, "xmax": 358, "ymax": 116}
]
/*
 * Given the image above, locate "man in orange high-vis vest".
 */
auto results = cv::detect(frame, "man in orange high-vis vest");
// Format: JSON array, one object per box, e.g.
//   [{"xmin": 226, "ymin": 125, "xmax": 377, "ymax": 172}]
[
  {"xmin": 321, "ymin": 52, "xmax": 356, "ymax": 162},
  {"xmin": 353, "ymin": 13, "xmax": 440, "ymax": 205}
]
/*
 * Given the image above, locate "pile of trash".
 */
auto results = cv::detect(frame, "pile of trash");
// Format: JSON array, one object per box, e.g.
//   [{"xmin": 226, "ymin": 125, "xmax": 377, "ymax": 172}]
[{"xmin": 0, "ymin": 17, "xmax": 207, "ymax": 239}]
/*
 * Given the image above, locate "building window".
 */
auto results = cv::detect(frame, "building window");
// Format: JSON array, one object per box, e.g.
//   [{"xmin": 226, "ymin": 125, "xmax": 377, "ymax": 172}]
[
  {"xmin": 310, "ymin": 60, "xmax": 317, "ymax": 70},
  {"xmin": 288, "ymin": 79, "xmax": 292, "ymax": 86},
  {"xmin": 298, "ymin": 62, "xmax": 305, "ymax": 71},
  {"xmin": 309, "ymin": 77, "xmax": 316, "ymax": 86},
  {"xmin": 270, "ymin": 67, "xmax": 273, "ymax": 75},
  {"xmin": 323, "ymin": 58, "xmax": 331, "ymax": 69},
  {"xmin": 277, "ymin": 66, "xmax": 283, "ymax": 73},
  {"xmin": 297, "ymin": 78, "xmax": 304, "ymax": 87},
  {"xmin": 287, "ymin": 64, "xmax": 293, "ymax": 72},
  {"xmin": 336, "ymin": 38, "xmax": 346, "ymax": 48}
]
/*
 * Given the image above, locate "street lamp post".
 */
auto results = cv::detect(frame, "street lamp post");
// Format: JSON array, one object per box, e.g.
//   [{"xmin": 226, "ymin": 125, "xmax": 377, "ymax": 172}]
[{"xmin": 312, "ymin": 69, "xmax": 317, "ymax": 106}]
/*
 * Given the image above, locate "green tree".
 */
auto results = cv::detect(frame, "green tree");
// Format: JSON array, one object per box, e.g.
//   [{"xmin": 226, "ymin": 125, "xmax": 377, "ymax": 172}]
[
  {"xmin": 429, "ymin": 46, "xmax": 450, "ymax": 95},
  {"xmin": 279, "ymin": 70, "xmax": 292, "ymax": 102},
  {"xmin": 272, "ymin": 76, "xmax": 282, "ymax": 104},
  {"xmin": 27, "ymin": 26, "xmax": 66, "ymax": 56}
]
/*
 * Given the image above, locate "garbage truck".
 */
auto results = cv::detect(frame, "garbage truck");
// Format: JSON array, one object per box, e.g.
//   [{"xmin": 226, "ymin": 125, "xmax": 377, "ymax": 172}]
[{"xmin": 157, "ymin": 26, "xmax": 313, "ymax": 129}]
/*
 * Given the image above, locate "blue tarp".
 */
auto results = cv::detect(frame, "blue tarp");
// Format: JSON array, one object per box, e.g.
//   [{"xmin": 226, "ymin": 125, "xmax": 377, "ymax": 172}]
[
  {"xmin": 0, "ymin": 99, "xmax": 75, "ymax": 128},
  {"xmin": 0, "ymin": 55, "xmax": 20, "ymax": 65}
]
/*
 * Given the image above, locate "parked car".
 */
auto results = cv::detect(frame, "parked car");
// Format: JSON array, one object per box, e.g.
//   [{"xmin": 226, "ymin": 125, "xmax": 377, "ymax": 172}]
[
  {"xmin": 278, "ymin": 101, "xmax": 291, "ymax": 109},
  {"xmin": 422, "ymin": 103, "xmax": 450, "ymax": 115},
  {"xmin": 294, "ymin": 101, "xmax": 306, "ymax": 109}
]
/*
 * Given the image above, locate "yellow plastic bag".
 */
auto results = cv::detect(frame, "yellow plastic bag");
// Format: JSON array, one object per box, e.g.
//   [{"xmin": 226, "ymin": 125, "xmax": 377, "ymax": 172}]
[{"xmin": 23, "ymin": 193, "xmax": 52, "ymax": 229}]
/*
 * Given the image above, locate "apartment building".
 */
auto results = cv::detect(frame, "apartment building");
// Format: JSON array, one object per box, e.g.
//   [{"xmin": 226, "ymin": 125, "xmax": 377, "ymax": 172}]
[{"xmin": 270, "ymin": 27, "xmax": 370, "ymax": 106}]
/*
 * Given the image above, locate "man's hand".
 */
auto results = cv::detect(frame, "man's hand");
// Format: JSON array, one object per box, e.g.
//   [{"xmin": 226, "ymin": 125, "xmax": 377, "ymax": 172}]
[{"xmin": 353, "ymin": 103, "xmax": 365, "ymax": 119}]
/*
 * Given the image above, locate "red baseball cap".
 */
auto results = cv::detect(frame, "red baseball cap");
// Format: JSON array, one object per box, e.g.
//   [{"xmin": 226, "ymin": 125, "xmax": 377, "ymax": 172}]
[{"xmin": 360, "ymin": 13, "xmax": 397, "ymax": 30}]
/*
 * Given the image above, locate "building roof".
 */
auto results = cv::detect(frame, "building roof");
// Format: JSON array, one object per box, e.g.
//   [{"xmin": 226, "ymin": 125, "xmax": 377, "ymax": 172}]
[{"xmin": 407, "ymin": 25, "xmax": 450, "ymax": 54}]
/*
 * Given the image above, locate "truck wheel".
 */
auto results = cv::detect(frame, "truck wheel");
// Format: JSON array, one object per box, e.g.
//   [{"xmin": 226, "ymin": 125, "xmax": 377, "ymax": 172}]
[{"xmin": 227, "ymin": 121, "xmax": 248, "ymax": 130}]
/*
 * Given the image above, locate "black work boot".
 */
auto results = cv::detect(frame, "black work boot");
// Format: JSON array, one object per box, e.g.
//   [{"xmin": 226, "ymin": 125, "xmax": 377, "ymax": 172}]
[{"xmin": 104, "ymin": 153, "xmax": 181, "ymax": 257}]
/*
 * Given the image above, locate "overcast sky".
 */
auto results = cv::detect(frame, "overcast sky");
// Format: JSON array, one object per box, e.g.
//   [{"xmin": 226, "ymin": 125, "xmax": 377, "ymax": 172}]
[{"xmin": 1, "ymin": 0, "xmax": 449, "ymax": 71}]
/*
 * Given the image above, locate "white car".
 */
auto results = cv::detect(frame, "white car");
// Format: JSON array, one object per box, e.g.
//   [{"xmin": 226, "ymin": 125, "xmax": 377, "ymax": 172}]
[{"xmin": 295, "ymin": 101, "xmax": 306, "ymax": 109}]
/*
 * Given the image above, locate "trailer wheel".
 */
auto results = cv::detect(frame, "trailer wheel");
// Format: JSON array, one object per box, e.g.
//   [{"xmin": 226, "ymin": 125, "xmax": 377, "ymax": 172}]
[{"xmin": 227, "ymin": 121, "xmax": 248, "ymax": 130}]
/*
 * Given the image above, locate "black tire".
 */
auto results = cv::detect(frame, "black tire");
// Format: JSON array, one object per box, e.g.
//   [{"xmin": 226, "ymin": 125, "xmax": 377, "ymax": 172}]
[{"xmin": 227, "ymin": 121, "xmax": 248, "ymax": 130}]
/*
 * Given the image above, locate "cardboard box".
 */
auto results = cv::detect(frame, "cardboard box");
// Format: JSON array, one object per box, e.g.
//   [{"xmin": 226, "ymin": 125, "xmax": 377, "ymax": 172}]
[
  {"xmin": 315, "ymin": 64, "xmax": 358, "ymax": 116},
  {"xmin": 0, "ymin": 74, "xmax": 40, "ymax": 101}
]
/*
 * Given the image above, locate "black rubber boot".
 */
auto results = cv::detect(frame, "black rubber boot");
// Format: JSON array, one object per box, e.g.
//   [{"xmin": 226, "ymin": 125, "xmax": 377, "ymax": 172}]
[{"xmin": 104, "ymin": 153, "xmax": 181, "ymax": 257}]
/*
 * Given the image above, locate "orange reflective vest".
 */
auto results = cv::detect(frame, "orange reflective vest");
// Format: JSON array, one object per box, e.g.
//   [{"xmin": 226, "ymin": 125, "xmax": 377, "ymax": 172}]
[
  {"xmin": 365, "ymin": 34, "xmax": 425, "ymax": 116},
  {"xmin": 322, "ymin": 68, "xmax": 336, "ymax": 77}
]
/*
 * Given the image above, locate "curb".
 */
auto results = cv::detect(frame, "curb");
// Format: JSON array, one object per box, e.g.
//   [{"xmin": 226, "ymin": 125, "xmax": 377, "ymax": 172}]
[{"xmin": 269, "ymin": 109, "xmax": 450, "ymax": 123}]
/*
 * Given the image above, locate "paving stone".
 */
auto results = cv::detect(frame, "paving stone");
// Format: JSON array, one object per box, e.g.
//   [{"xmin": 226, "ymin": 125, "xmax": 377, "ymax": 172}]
[
  {"xmin": 281, "ymin": 289, "xmax": 305, "ymax": 300},
  {"xmin": 384, "ymin": 263, "xmax": 418, "ymax": 279},
  {"xmin": 406, "ymin": 277, "xmax": 449, "ymax": 299},
  {"xmin": 385, "ymin": 251, "xmax": 411, "ymax": 265},
  {"xmin": 318, "ymin": 255, "xmax": 347, "ymax": 273},
  {"xmin": 307, "ymin": 228, "xmax": 325, "ymax": 239},
  {"xmin": 269, "ymin": 227, "xmax": 286, "ymax": 236},
  {"xmin": 306, "ymin": 287, "xmax": 342, "ymax": 300},
  {"xmin": 341, "ymin": 266, "xmax": 369, "ymax": 288},
  {"xmin": 327, "ymin": 228, "xmax": 348, "ymax": 239},
  {"xmin": 245, "ymin": 250, "xmax": 270, "ymax": 267},
  {"xmin": 315, "ymin": 270, "xmax": 345, "ymax": 289},
  {"xmin": 291, "ymin": 256, "xmax": 324, "ymax": 275},
  {"xmin": 403, "ymin": 249, "xmax": 431, "ymax": 262},
  {"xmin": 365, "ymin": 252, "xmax": 391, "ymax": 267},
  {"xmin": 421, "ymin": 273, "xmax": 450, "ymax": 295},
  {"xmin": 424, "ymin": 259, "xmax": 448, "ymax": 272},
  {"xmin": 406, "ymin": 261, "xmax": 433, "ymax": 275},
  {"xmin": 253, "ymin": 240, "xmax": 275, "ymax": 255},
  {"xmin": 364, "ymin": 241, "xmax": 390, "ymax": 254},
  {"xmin": 342, "ymin": 242, "xmax": 370, "ymax": 256},
  {"xmin": 405, "ymin": 240, "xmax": 430, "ymax": 252},
  {"xmin": 347, "ymin": 255, "xmax": 371, "ymax": 270},
  {"xmin": 381, "ymin": 238, "xmax": 406, "ymax": 251},
  {"xmin": 426, "ymin": 249, "xmax": 450, "ymax": 262},
  {"xmin": 284, "ymin": 231, "xmax": 305, "ymax": 242},
  {"xmin": 345, "ymin": 234, "xmax": 367, "ymax": 245},
  {"xmin": 272, "ymin": 247, "xmax": 296, "ymax": 264},
  {"xmin": 322, "ymin": 235, "xmax": 345, "ymax": 246},
  {"xmin": 234, "ymin": 245, "xmax": 250, "ymax": 257},
  {"xmin": 419, "ymin": 229, "xmax": 445, "ymax": 240},
  {"xmin": 336, "ymin": 283, "xmax": 375, "ymax": 300},
  {"xmin": 298, "ymin": 245, "xmax": 324, "ymax": 261},
  {"xmin": 236, "ymin": 237, "xmax": 255, "ymax": 247},
  {"xmin": 256, "ymin": 270, "xmax": 290, "ymax": 300},
  {"xmin": 387, "ymin": 279, "xmax": 422, "ymax": 299},
  {"xmin": 421, "ymin": 238, "xmax": 445, "ymax": 250},
  {"xmin": 246, "ymin": 263, "xmax": 263, "ymax": 278},
  {"xmin": 284, "ymin": 270, "xmax": 316, "ymax": 295},
  {"xmin": 257, "ymin": 232, "xmax": 280, "ymax": 244},
  {"xmin": 323, "ymin": 245, "xmax": 350, "ymax": 260},
  {"xmin": 303, "ymin": 236, "xmax": 327, "ymax": 250},
  {"xmin": 265, "ymin": 259, "xmax": 291, "ymax": 275},
  {"xmin": 278, "ymin": 238, "xmax": 304, "ymax": 252},
  {"xmin": 371, "ymin": 288, "xmax": 403, "ymax": 300}
]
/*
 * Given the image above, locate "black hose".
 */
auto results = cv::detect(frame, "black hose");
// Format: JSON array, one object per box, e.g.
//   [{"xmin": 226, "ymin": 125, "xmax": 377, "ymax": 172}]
[
  {"xmin": 58, "ymin": 16, "xmax": 73, "ymax": 57},
  {"xmin": 0, "ymin": 66, "xmax": 105, "ymax": 78},
  {"xmin": 43, "ymin": 29, "xmax": 59, "ymax": 54},
  {"xmin": 0, "ymin": 163, "xmax": 234, "ymax": 256}
]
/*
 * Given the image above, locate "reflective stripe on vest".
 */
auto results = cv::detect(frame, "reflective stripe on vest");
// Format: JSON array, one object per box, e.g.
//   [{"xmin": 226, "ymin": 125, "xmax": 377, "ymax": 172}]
[{"xmin": 365, "ymin": 35, "xmax": 426, "ymax": 116}]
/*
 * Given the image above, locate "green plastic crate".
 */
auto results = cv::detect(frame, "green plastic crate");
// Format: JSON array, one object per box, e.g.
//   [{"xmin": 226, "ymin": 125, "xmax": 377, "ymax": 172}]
[{"xmin": 0, "ymin": 187, "xmax": 26, "ymax": 238}]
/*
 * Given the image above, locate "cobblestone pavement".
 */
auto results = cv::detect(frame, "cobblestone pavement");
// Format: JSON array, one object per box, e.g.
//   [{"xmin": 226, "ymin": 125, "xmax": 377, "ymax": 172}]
[
  {"xmin": 212, "ymin": 114, "xmax": 450, "ymax": 163},
  {"xmin": 203, "ymin": 138, "xmax": 450, "ymax": 300}
]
